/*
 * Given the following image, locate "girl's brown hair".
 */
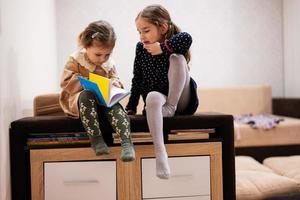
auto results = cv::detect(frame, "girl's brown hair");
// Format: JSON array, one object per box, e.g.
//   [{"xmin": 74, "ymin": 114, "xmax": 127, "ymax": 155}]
[
  {"xmin": 78, "ymin": 20, "xmax": 116, "ymax": 48},
  {"xmin": 136, "ymin": 4, "xmax": 191, "ymax": 63}
]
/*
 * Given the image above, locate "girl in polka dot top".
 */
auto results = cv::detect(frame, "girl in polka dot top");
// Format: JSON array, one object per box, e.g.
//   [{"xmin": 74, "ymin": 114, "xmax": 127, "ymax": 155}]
[{"xmin": 126, "ymin": 4, "xmax": 199, "ymax": 179}]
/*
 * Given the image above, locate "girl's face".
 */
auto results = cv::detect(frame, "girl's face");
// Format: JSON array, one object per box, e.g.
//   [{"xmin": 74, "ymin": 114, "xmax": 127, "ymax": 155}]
[
  {"xmin": 86, "ymin": 43, "xmax": 113, "ymax": 66},
  {"xmin": 136, "ymin": 17, "xmax": 166, "ymax": 45}
]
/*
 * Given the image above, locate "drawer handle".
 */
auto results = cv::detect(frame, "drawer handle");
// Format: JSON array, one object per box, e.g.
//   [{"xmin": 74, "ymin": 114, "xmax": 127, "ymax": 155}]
[
  {"xmin": 171, "ymin": 173, "xmax": 194, "ymax": 178},
  {"xmin": 63, "ymin": 179, "xmax": 99, "ymax": 185}
]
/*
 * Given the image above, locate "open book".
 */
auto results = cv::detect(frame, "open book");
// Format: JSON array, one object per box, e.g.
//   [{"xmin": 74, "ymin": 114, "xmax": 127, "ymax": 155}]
[{"xmin": 78, "ymin": 73, "xmax": 130, "ymax": 107}]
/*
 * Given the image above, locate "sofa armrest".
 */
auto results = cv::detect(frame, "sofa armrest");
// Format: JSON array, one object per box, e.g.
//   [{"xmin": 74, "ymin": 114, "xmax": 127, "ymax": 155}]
[
  {"xmin": 272, "ymin": 98, "xmax": 300, "ymax": 118},
  {"xmin": 33, "ymin": 93, "xmax": 64, "ymax": 116}
]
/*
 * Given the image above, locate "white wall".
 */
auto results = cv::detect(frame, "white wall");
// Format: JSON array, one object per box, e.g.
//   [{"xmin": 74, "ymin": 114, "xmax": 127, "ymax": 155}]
[
  {"xmin": 1, "ymin": 0, "xmax": 58, "ymax": 116},
  {"xmin": 229, "ymin": 0, "xmax": 283, "ymax": 96},
  {"xmin": 56, "ymin": 0, "xmax": 284, "ymax": 96},
  {"xmin": 1, "ymin": 1, "xmax": 58, "ymax": 199},
  {"xmin": 283, "ymin": 0, "xmax": 300, "ymax": 97}
]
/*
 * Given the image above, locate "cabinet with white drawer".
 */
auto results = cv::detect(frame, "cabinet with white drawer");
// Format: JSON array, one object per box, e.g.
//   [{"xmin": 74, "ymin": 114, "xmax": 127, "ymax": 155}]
[
  {"xmin": 142, "ymin": 156, "xmax": 210, "ymax": 199},
  {"xmin": 30, "ymin": 142, "xmax": 222, "ymax": 200},
  {"xmin": 44, "ymin": 161, "xmax": 116, "ymax": 200}
]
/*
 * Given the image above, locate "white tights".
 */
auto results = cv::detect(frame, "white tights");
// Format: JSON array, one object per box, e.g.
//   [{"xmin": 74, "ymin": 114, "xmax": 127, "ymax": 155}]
[{"xmin": 146, "ymin": 54, "xmax": 191, "ymax": 179}]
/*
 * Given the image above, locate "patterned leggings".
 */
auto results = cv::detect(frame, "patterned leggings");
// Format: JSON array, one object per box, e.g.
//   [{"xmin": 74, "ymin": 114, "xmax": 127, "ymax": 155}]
[{"xmin": 78, "ymin": 90, "xmax": 131, "ymax": 142}]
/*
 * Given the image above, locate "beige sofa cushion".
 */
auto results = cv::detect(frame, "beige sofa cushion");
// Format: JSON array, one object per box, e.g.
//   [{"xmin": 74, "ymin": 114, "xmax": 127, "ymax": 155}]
[
  {"xmin": 33, "ymin": 93, "xmax": 64, "ymax": 116},
  {"xmin": 236, "ymin": 156, "xmax": 300, "ymax": 200},
  {"xmin": 236, "ymin": 170, "xmax": 300, "ymax": 200},
  {"xmin": 34, "ymin": 85, "xmax": 272, "ymax": 116},
  {"xmin": 235, "ymin": 116, "xmax": 300, "ymax": 147},
  {"xmin": 263, "ymin": 156, "xmax": 300, "ymax": 183},
  {"xmin": 235, "ymin": 156, "xmax": 273, "ymax": 172},
  {"xmin": 197, "ymin": 85, "xmax": 272, "ymax": 115}
]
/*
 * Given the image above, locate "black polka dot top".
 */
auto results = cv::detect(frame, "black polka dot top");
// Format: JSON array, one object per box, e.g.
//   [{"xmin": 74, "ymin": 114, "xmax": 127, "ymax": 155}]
[{"xmin": 126, "ymin": 32, "xmax": 192, "ymax": 113}]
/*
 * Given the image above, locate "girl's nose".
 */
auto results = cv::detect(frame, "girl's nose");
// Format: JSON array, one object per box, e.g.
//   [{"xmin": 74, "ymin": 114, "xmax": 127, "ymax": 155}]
[
  {"xmin": 99, "ymin": 56, "xmax": 107, "ymax": 63},
  {"xmin": 140, "ymin": 34, "xmax": 145, "ymax": 41}
]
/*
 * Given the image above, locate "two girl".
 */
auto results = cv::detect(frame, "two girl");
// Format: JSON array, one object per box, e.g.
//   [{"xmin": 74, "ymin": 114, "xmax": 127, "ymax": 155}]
[
  {"xmin": 59, "ymin": 5, "xmax": 198, "ymax": 178},
  {"xmin": 126, "ymin": 4, "xmax": 198, "ymax": 179}
]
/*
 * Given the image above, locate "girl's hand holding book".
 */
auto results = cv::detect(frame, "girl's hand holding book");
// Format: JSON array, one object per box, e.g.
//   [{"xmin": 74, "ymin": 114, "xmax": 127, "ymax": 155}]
[{"xmin": 112, "ymin": 80, "xmax": 122, "ymax": 88}]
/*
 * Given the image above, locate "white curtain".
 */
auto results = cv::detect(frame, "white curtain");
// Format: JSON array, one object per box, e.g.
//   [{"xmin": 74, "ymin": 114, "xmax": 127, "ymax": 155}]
[{"xmin": 0, "ymin": 1, "xmax": 58, "ymax": 199}]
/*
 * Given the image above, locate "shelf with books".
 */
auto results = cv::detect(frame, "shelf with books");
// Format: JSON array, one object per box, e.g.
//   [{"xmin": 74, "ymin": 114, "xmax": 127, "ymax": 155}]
[
  {"xmin": 27, "ymin": 128, "xmax": 216, "ymax": 148},
  {"xmin": 27, "ymin": 132, "xmax": 90, "ymax": 148},
  {"xmin": 113, "ymin": 128, "xmax": 216, "ymax": 144}
]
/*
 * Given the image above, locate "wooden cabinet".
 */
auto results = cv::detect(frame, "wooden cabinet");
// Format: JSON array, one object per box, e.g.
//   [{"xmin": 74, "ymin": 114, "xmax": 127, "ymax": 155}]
[{"xmin": 30, "ymin": 142, "xmax": 222, "ymax": 200}]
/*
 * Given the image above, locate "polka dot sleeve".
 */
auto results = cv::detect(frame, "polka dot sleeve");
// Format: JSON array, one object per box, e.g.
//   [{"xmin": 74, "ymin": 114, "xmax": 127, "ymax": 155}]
[{"xmin": 160, "ymin": 32, "xmax": 192, "ymax": 55}]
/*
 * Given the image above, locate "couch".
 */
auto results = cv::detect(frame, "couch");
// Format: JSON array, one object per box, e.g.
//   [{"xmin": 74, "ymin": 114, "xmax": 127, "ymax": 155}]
[{"xmin": 196, "ymin": 85, "xmax": 300, "ymax": 157}]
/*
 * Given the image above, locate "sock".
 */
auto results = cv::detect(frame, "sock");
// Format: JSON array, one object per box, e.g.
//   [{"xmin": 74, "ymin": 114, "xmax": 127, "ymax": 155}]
[
  {"xmin": 155, "ymin": 146, "xmax": 170, "ymax": 179},
  {"xmin": 145, "ymin": 92, "xmax": 171, "ymax": 179}
]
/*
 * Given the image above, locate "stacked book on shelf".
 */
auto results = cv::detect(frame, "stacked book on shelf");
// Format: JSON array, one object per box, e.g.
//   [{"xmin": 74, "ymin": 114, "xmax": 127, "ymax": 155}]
[
  {"xmin": 27, "ymin": 132, "xmax": 90, "ymax": 148},
  {"xmin": 169, "ymin": 129, "xmax": 214, "ymax": 141},
  {"xmin": 27, "ymin": 129, "xmax": 215, "ymax": 148},
  {"xmin": 114, "ymin": 129, "xmax": 214, "ymax": 143}
]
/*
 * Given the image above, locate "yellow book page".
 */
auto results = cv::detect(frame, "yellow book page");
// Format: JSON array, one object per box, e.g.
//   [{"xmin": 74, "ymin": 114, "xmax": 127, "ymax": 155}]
[{"xmin": 89, "ymin": 73, "xmax": 110, "ymax": 102}]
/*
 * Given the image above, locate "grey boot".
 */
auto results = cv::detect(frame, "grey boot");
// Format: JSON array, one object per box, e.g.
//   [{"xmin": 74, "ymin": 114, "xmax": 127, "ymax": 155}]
[
  {"xmin": 120, "ymin": 139, "xmax": 135, "ymax": 162},
  {"xmin": 90, "ymin": 135, "xmax": 109, "ymax": 156}
]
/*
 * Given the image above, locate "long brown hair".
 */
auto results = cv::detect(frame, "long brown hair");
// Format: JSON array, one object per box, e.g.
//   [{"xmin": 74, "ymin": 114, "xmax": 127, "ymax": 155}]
[
  {"xmin": 78, "ymin": 20, "xmax": 116, "ymax": 48},
  {"xmin": 136, "ymin": 4, "xmax": 191, "ymax": 63}
]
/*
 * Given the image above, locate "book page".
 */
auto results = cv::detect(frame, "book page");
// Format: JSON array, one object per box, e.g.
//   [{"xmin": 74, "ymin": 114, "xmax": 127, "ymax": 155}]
[
  {"xmin": 87, "ymin": 73, "xmax": 130, "ymax": 107},
  {"xmin": 109, "ymin": 86, "xmax": 130, "ymax": 107}
]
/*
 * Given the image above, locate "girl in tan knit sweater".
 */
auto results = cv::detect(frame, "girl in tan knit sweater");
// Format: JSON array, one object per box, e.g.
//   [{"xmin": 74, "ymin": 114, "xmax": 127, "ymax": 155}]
[{"xmin": 59, "ymin": 20, "xmax": 135, "ymax": 161}]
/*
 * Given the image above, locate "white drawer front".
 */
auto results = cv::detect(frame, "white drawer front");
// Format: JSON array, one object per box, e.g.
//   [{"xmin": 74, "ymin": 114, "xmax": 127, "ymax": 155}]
[
  {"xmin": 44, "ymin": 161, "xmax": 116, "ymax": 200},
  {"xmin": 144, "ymin": 196, "xmax": 210, "ymax": 200},
  {"xmin": 142, "ymin": 156, "xmax": 210, "ymax": 198}
]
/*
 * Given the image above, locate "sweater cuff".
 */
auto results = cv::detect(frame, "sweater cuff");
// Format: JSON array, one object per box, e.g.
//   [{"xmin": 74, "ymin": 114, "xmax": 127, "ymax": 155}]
[{"xmin": 160, "ymin": 40, "xmax": 173, "ymax": 54}]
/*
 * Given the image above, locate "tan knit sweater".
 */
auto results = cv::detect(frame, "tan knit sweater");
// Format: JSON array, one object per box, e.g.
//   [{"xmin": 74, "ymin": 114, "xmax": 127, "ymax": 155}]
[{"xmin": 59, "ymin": 48, "xmax": 121, "ymax": 118}]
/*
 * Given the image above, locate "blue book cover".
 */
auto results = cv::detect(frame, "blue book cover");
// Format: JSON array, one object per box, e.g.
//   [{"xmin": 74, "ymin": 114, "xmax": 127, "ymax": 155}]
[
  {"xmin": 78, "ymin": 76, "xmax": 108, "ymax": 107},
  {"xmin": 78, "ymin": 74, "xmax": 130, "ymax": 107}
]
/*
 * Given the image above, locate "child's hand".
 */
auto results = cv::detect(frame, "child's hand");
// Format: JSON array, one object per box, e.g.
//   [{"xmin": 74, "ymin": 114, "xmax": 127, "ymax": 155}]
[
  {"xmin": 112, "ymin": 80, "xmax": 122, "ymax": 88},
  {"xmin": 144, "ymin": 42, "xmax": 162, "ymax": 55},
  {"xmin": 126, "ymin": 109, "xmax": 136, "ymax": 115}
]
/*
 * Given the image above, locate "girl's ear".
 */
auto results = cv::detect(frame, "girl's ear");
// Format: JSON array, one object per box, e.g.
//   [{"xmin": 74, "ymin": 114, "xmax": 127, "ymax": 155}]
[{"xmin": 160, "ymin": 23, "xmax": 169, "ymax": 35}]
